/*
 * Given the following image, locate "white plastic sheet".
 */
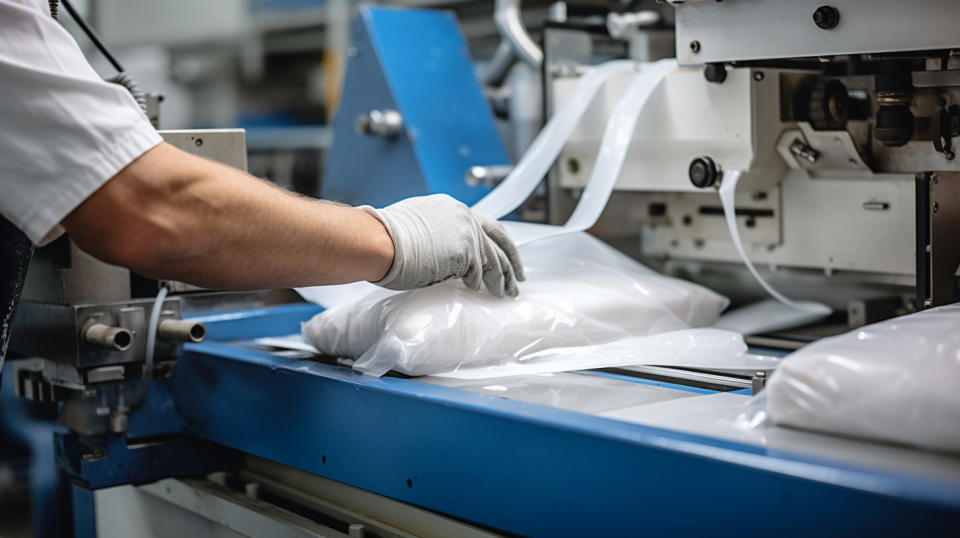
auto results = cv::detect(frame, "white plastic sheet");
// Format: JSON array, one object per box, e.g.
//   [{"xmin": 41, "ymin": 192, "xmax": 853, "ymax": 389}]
[
  {"xmin": 742, "ymin": 303, "xmax": 960, "ymax": 453},
  {"xmin": 303, "ymin": 229, "xmax": 730, "ymax": 377},
  {"xmin": 713, "ymin": 171, "xmax": 830, "ymax": 334},
  {"xmin": 480, "ymin": 59, "xmax": 677, "ymax": 234},
  {"xmin": 471, "ymin": 60, "xmax": 672, "ymax": 220}
]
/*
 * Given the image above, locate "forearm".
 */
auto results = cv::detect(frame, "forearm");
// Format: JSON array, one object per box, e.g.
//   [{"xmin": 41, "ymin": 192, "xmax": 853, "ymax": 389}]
[{"xmin": 64, "ymin": 143, "xmax": 395, "ymax": 289}]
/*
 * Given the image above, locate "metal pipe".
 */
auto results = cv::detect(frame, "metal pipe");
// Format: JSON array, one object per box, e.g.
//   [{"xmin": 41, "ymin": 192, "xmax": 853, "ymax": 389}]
[
  {"xmin": 158, "ymin": 319, "xmax": 207, "ymax": 343},
  {"xmin": 483, "ymin": 40, "xmax": 518, "ymax": 87},
  {"xmin": 494, "ymin": 0, "xmax": 542, "ymax": 70},
  {"xmin": 84, "ymin": 324, "xmax": 133, "ymax": 351}
]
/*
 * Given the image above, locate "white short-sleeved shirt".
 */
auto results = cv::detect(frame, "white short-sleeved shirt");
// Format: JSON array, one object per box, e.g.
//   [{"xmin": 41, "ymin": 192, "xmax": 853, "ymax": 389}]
[{"xmin": 0, "ymin": 0, "xmax": 162, "ymax": 244}]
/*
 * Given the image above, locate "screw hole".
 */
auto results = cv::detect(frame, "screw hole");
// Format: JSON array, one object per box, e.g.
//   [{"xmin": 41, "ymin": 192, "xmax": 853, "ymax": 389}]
[
  {"xmin": 322, "ymin": 455, "xmax": 327, "ymax": 464},
  {"xmin": 566, "ymin": 158, "xmax": 580, "ymax": 175},
  {"xmin": 406, "ymin": 478, "xmax": 413, "ymax": 488}
]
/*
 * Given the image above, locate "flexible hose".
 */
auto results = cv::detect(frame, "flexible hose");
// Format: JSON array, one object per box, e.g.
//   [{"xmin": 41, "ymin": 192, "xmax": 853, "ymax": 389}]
[
  {"xmin": 494, "ymin": 0, "xmax": 542, "ymax": 69},
  {"xmin": 483, "ymin": 40, "xmax": 518, "ymax": 88},
  {"xmin": 106, "ymin": 72, "xmax": 149, "ymax": 115},
  {"xmin": 52, "ymin": 1, "xmax": 149, "ymax": 116},
  {"xmin": 130, "ymin": 286, "xmax": 168, "ymax": 410}
]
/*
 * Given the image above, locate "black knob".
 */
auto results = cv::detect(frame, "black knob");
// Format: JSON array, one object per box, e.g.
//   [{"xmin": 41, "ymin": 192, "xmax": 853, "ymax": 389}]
[
  {"xmin": 704, "ymin": 63, "xmax": 727, "ymax": 84},
  {"xmin": 807, "ymin": 79, "xmax": 849, "ymax": 130},
  {"xmin": 689, "ymin": 156, "xmax": 720, "ymax": 188},
  {"xmin": 876, "ymin": 105, "xmax": 914, "ymax": 147},
  {"xmin": 812, "ymin": 6, "xmax": 840, "ymax": 30}
]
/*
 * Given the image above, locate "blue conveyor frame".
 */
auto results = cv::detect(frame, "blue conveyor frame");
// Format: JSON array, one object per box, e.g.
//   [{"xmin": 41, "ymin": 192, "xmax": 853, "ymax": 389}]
[{"xmin": 62, "ymin": 304, "xmax": 960, "ymax": 536}]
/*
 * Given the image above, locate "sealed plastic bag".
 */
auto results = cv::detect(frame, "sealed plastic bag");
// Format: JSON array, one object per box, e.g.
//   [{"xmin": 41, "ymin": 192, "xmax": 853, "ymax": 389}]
[
  {"xmin": 302, "ymin": 230, "xmax": 728, "ymax": 377},
  {"xmin": 747, "ymin": 304, "xmax": 960, "ymax": 453}
]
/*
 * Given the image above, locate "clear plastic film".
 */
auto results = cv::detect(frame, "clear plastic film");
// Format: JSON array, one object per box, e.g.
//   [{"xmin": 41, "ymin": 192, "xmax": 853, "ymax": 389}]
[
  {"xmin": 302, "ymin": 229, "xmax": 730, "ymax": 377},
  {"xmin": 712, "ymin": 170, "xmax": 830, "ymax": 334},
  {"xmin": 741, "ymin": 303, "xmax": 960, "ymax": 453}
]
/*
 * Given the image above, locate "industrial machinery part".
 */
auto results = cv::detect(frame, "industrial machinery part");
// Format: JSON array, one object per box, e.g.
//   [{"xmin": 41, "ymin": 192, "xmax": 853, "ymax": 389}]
[
  {"xmin": 811, "ymin": 5, "xmax": 840, "ymax": 30},
  {"xmin": 323, "ymin": 8, "xmax": 511, "ymax": 208},
  {"xmin": 83, "ymin": 323, "xmax": 133, "ymax": 352},
  {"xmin": 875, "ymin": 60, "xmax": 916, "ymax": 147},
  {"xmin": 355, "ymin": 109, "xmax": 403, "ymax": 138},
  {"xmin": 804, "ymin": 78, "xmax": 849, "ymax": 131},
  {"xmin": 494, "ymin": 0, "xmax": 542, "ymax": 69},
  {"xmin": 8, "ymin": 129, "xmax": 241, "ymax": 434},
  {"xmin": 703, "ymin": 63, "xmax": 726, "ymax": 84},
  {"xmin": 916, "ymin": 171, "xmax": 960, "ymax": 308},
  {"xmin": 672, "ymin": 0, "xmax": 960, "ymax": 66},
  {"xmin": 0, "ymin": 216, "xmax": 32, "ymax": 370},
  {"xmin": 465, "ymin": 165, "xmax": 513, "ymax": 187},
  {"xmin": 158, "ymin": 319, "xmax": 207, "ymax": 343},
  {"xmin": 688, "ymin": 156, "xmax": 720, "ymax": 189},
  {"xmin": 546, "ymin": 0, "xmax": 960, "ymax": 318},
  {"xmin": 932, "ymin": 101, "xmax": 959, "ymax": 160}
]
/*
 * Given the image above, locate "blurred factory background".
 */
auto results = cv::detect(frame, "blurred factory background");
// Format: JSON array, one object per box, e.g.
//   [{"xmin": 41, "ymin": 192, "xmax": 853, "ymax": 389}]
[{"xmin": 55, "ymin": 0, "xmax": 558, "ymax": 197}]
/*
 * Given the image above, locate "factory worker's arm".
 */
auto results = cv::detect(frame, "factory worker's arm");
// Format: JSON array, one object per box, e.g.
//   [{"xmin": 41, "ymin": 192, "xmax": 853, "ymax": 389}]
[{"xmin": 62, "ymin": 143, "xmax": 524, "ymax": 296}]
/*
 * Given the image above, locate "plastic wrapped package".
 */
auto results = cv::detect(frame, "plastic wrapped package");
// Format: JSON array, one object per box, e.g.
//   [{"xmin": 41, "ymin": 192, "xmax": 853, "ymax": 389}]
[
  {"xmin": 302, "ymin": 230, "xmax": 730, "ymax": 377},
  {"xmin": 748, "ymin": 304, "xmax": 960, "ymax": 453}
]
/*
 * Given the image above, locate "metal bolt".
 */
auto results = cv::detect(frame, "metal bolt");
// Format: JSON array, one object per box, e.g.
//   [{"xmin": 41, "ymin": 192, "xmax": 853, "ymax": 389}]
[
  {"xmin": 753, "ymin": 71, "xmax": 765, "ymax": 81},
  {"xmin": 689, "ymin": 40, "xmax": 701, "ymax": 53},
  {"xmin": 933, "ymin": 201, "xmax": 940, "ymax": 214},
  {"xmin": 812, "ymin": 5, "xmax": 840, "ymax": 30},
  {"xmin": 194, "ymin": 138, "xmax": 203, "ymax": 147}
]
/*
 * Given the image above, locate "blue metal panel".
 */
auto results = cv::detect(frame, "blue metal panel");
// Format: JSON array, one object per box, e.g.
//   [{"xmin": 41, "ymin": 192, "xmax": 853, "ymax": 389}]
[
  {"xmin": 323, "ymin": 7, "xmax": 510, "ymax": 207},
  {"xmin": 71, "ymin": 483, "xmax": 96, "ymax": 538},
  {"xmin": 55, "ymin": 432, "xmax": 234, "ymax": 490},
  {"xmin": 168, "ymin": 337, "xmax": 960, "ymax": 537},
  {"xmin": 186, "ymin": 303, "xmax": 323, "ymax": 341}
]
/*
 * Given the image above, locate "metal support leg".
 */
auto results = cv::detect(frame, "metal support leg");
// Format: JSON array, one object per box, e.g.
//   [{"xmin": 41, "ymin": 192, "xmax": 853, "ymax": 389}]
[{"xmin": 916, "ymin": 172, "xmax": 960, "ymax": 308}]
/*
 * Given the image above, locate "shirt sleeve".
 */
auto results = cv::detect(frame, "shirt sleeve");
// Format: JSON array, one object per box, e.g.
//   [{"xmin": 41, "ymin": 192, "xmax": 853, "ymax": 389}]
[{"xmin": 0, "ymin": 0, "xmax": 163, "ymax": 244}]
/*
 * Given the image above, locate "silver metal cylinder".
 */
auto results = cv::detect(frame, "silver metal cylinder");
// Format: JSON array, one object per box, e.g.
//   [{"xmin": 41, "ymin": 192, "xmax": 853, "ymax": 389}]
[
  {"xmin": 158, "ymin": 319, "xmax": 207, "ymax": 343},
  {"xmin": 355, "ymin": 109, "xmax": 403, "ymax": 137},
  {"xmin": 84, "ymin": 324, "xmax": 133, "ymax": 351},
  {"xmin": 466, "ymin": 165, "xmax": 514, "ymax": 187},
  {"xmin": 494, "ymin": 0, "xmax": 542, "ymax": 69}
]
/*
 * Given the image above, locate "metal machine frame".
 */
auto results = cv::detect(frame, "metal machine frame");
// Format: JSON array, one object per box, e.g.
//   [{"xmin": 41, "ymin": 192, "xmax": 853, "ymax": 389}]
[{"xmin": 52, "ymin": 304, "xmax": 960, "ymax": 536}]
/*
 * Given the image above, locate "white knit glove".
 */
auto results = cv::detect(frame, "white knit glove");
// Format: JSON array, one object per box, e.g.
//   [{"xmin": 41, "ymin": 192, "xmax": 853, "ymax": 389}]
[{"xmin": 360, "ymin": 194, "xmax": 525, "ymax": 297}]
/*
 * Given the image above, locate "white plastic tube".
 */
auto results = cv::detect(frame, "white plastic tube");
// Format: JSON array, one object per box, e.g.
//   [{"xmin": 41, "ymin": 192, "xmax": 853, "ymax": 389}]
[{"xmin": 718, "ymin": 171, "xmax": 830, "ymax": 316}]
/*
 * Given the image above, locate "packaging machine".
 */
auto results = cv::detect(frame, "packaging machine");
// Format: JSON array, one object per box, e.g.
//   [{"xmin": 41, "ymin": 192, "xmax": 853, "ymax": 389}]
[{"xmin": 4, "ymin": 1, "xmax": 960, "ymax": 536}]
